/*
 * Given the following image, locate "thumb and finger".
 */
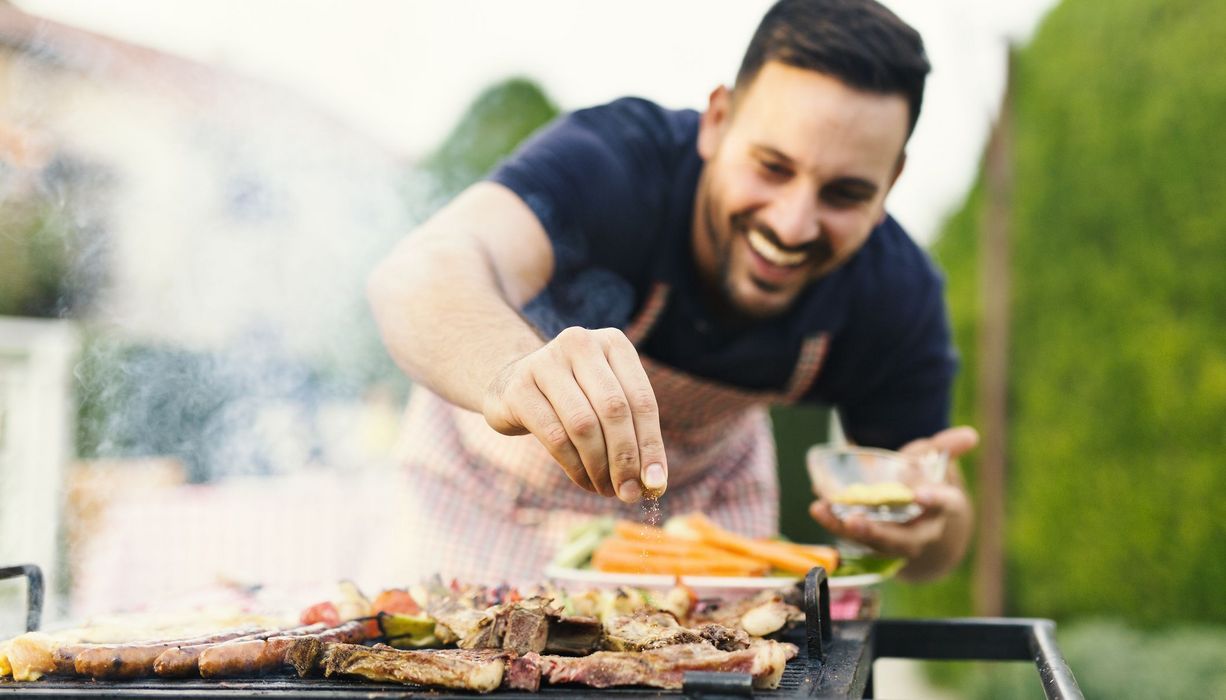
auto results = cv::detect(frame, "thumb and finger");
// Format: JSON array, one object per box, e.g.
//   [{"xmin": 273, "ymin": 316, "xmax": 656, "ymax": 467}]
[
  {"xmin": 598, "ymin": 329, "xmax": 668, "ymax": 501},
  {"xmin": 490, "ymin": 330, "xmax": 669, "ymax": 503},
  {"xmin": 901, "ymin": 425, "xmax": 980, "ymax": 461}
]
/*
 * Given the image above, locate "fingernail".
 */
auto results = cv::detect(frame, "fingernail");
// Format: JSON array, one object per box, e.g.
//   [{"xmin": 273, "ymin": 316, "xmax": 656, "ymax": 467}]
[
  {"xmin": 618, "ymin": 480, "xmax": 642, "ymax": 503},
  {"xmin": 643, "ymin": 463, "xmax": 666, "ymax": 489}
]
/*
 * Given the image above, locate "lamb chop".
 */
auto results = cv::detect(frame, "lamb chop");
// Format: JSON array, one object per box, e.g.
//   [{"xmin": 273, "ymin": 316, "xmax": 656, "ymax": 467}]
[
  {"xmin": 601, "ymin": 610, "xmax": 704, "ymax": 651},
  {"xmin": 690, "ymin": 591, "xmax": 804, "ymax": 637},
  {"xmin": 315, "ymin": 642, "xmax": 516, "ymax": 693},
  {"xmin": 540, "ymin": 638, "xmax": 798, "ymax": 690},
  {"xmin": 429, "ymin": 596, "xmax": 601, "ymax": 655}
]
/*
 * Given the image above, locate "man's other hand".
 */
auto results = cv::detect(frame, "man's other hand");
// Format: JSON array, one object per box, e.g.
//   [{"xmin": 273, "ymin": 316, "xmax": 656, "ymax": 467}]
[
  {"xmin": 483, "ymin": 326, "xmax": 668, "ymax": 503},
  {"xmin": 809, "ymin": 426, "xmax": 978, "ymax": 581}
]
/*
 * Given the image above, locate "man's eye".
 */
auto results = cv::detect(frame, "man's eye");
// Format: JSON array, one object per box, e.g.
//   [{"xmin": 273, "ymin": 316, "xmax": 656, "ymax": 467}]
[
  {"xmin": 822, "ymin": 188, "xmax": 867, "ymax": 207},
  {"xmin": 759, "ymin": 161, "xmax": 791, "ymax": 179}
]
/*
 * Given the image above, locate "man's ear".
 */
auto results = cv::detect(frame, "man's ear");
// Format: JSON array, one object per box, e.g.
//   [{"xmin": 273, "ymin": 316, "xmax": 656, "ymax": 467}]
[
  {"xmin": 697, "ymin": 85, "xmax": 732, "ymax": 161},
  {"xmin": 877, "ymin": 150, "xmax": 908, "ymax": 225},
  {"xmin": 890, "ymin": 150, "xmax": 908, "ymax": 188}
]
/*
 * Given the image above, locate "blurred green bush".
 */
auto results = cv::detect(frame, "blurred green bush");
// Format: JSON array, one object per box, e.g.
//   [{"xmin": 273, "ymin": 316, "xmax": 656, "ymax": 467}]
[
  {"xmin": 422, "ymin": 77, "xmax": 559, "ymax": 201},
  {"xmin": 1, "ymin": 153, "xmax": 111, "ymax": 318},
  {"xmin": 890, "ymin": 0, "xmax": 1226, "ymax": 625}
]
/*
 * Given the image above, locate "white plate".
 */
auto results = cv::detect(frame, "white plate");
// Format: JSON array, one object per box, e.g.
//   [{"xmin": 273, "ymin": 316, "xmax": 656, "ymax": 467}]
[{"xmin": 543, "ymin": 565, "xmax": 883, "ymax": 596}]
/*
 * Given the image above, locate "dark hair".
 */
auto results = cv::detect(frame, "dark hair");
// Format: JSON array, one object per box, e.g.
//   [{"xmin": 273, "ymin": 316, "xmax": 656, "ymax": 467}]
[{"xmin": 736, "ymin": 0, "xmax": 931, "ymax": 136}]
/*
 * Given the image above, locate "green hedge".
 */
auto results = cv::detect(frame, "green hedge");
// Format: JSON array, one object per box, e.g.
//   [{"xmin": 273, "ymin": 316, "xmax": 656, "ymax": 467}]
[
  {"xmin": 907, "ymin": 0, "xmax": 1226, "ymax": 624},
  {"xmin": 422, "ymin": 77, "xmax": 559, "ymax": 201}
]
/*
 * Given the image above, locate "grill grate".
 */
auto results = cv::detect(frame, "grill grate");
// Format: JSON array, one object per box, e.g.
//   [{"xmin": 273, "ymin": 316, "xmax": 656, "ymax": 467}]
[
  {"xmin": 1, "ymin": 565, "xmax": 1082, "ymax": 699},
  {"xmin": 0, "ymin": 630, "xmax": 831, "ymax": 699}
]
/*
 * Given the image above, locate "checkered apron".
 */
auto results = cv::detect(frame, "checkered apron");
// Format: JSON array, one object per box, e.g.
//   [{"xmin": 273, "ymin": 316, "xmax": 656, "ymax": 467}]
[{"xmin": 382, "ymin": 283, "xmax": 830, "ymax": 587}]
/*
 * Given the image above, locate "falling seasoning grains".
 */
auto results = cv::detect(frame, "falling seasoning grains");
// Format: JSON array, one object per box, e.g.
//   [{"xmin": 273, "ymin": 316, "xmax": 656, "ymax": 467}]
[{"xmin": 638, "ymin": 490, "xmax": 664, "ymax": 564}]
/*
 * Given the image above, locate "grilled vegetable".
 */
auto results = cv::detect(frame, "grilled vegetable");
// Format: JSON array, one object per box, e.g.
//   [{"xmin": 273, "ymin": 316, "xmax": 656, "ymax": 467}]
[
  {"xmin": 551, "ymin": 517, "xmax": 615, "ymax": 569},
  {"xmin": 378, "ymin": 613, "xmax": 440, "ymax": 649},
  {"xmin": 300, "ymin": 602, "xmax": 341, "ymax": 627},
  {"xmin": 372, "ymin": 588, "xmax": 421, "ymax": 616}
]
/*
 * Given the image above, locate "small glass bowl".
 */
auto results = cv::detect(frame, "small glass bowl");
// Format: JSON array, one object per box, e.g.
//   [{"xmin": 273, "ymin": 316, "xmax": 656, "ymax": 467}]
[{"xmin": 806, "ymin": 445, "xmax": 947, "ymax": 523}]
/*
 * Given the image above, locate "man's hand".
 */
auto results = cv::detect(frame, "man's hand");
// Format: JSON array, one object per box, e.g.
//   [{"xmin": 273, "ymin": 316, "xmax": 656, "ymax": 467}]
[
  {"xmin": 809, "ymin": 426, "xmax": 979, "ymax": 581},
  {"xmin": 483, "ymin": 326, "xmax": 669, "ymax": 503}
]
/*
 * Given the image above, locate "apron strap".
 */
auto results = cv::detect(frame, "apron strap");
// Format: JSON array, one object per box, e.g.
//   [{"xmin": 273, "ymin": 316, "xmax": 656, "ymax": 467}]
[
  {"xmin": 625, "ymin": 281, "xmax": 828, "ymax": 404},
  {"xmin": 624, "ymin": 282, "xmax": 671, "ymax": 346},
  {"xmin": 782, "ymin": 333, "xmax": 830, "ymax": 403}
]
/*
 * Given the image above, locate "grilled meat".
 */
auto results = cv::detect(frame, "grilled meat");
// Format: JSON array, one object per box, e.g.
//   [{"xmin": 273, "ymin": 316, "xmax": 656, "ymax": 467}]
[
  {"xmin": 285, "ymin": 637, "xmax": 325, "ymax": 677},
  {"xmin": 430, "ymin": 596, "xmax": 602, "ymax": 656},
  {"xmin": 541, "ymin": 639, "xmax": 798, "ymax": 690},
  {"xmin": 198, "ymin": 619, "xmax": 376, "ymax": 678},
  {"xmin": 697, "ymin": 623, "xmax": 752, "ymax": 651},
  {"xmin": 505, "ymin": 651, "xmax": 543, "ymax": 692},
  {"xmin": 154, "ymin": 624, "xmax": 324, "ymax": 678},
  {"xmin": 1, "ymin": 633, "xmax": 58, "ymax": 682},
  {"xmin": 503, "ymin": 602, "xmax": 551, "ymax": 654},
  {"xmin": 72, "ymin": 627, "xmax": 264, "ymax": 680},
  {"xmin": 543, "ymin": 614, "xmax": 603, "ymax": 655},
  {"xmin": 426, "ymin": 598, "xmax": 492, "ymax": 646},
  {"xmin": 690, "ymin": 591, "xmax": 804, "ymax": 637},
  {"xmin": 320, "ymin": 642, "xmax": 509, "ymax": 693},
  {"xmin": 602, "ymin": 610, "xmax": 703, "ymax": 651}
]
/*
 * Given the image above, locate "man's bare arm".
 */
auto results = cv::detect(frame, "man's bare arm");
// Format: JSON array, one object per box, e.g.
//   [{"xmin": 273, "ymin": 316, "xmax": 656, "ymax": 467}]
[
  {"xmin": 367, "ymin": 182, "xmax": 668, "ymax": 501},
  {"xmin": 367, "ymin": 183, "xmax": 551, "ymax": 411}
]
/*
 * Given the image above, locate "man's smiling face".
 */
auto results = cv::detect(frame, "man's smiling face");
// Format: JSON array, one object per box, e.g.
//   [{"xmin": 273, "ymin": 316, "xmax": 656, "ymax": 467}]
[{"xmin": 693, "ymin": 61, "xmax": 911, "ymax": 320}]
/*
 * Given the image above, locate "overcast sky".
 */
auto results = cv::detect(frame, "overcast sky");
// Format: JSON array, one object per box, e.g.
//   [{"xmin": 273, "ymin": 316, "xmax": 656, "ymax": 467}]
[{"xmin": 15, "ymin": 0, "xmax": 1059, "ymax": 243}]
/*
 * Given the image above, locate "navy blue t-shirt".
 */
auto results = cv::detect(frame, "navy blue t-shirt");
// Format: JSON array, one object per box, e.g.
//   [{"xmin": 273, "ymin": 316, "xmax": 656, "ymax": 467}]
[{"xmin": 488, "ymin": 97, "xmax": 956, "ymax": 450}]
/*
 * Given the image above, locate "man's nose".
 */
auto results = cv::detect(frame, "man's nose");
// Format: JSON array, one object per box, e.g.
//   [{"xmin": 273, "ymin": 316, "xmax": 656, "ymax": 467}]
[{"xmin": 759, "ymin": 183, "xmax": 819, "ymax": 247}]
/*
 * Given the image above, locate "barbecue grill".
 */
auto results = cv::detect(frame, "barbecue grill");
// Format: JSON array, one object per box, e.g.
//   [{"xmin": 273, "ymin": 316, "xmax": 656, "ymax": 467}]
[{"xmin": 0, "ymin": 563, "xmax": 1082, "ymax": 698}]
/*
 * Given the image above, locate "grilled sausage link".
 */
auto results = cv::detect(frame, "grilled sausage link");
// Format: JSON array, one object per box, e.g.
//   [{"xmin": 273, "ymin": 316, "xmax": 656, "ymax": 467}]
[
  {"xmin": 198, "ymin": 620, "xmax": 378, "ymax": 678},
  {"xmin": 74, "ymin": 628, "xmax": 263, "ymax": 680},
  {"xmin": 153, "ymin": 624, "xmax": 325, "ymax": 678},
  {"xmin": 51, "ymin": 645, "xmax": 94, "ymax": 675}
]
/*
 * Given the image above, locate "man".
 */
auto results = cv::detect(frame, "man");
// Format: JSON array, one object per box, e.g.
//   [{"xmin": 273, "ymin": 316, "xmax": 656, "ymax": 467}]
[{"xmin": 368, "ymin": 0, "xmax": 977, "ymax": 586}]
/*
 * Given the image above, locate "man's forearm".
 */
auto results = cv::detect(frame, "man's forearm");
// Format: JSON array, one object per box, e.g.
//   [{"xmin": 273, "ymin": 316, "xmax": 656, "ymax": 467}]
[{"xmin": 367, "ymin": 235, "xmax": 544, "ymax": 413}]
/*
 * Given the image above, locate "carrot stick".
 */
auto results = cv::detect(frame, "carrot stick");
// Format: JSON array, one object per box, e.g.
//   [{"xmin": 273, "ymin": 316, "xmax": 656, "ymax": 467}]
[
  {"xmin": 591, "ymin": 548, "xmax": 764, "ymax": 577},
  {"xmin": 602, "ymin": 532, "xmax": 754, "ymax": 558},
  {"xmin": 685, "ymin": 513, "xmax": 822, "ymax": 576},
  {"xmin": 613, "ymin": 521, "xmax": 672, "ymax": 541},
  {"xmin": 596, "ymin": 537, "xmax": 770, "ymax": 572},
  {"xmin": 599, "ymin": 537, "xmax": 734, "ymax": 558},
  {"xmin": 768, "ymin": 541, "xmax": 840, "ymax": 573}
]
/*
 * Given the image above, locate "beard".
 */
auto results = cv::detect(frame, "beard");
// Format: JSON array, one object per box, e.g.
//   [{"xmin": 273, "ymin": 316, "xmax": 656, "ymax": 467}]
[{"xmin": 701, "ymin": 192, "xmax": 834, "ymax": 322}]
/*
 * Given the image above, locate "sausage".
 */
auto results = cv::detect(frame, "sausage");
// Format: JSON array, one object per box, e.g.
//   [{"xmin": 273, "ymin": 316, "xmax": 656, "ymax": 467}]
[
  {"xmin": 153, "ymin": 624, "xmax": 325, "ymax": 678},
  {"xmin": 198, "ymin": 619, "xmax": 378, "ymax": 678},
  {"xmin": 52, "ymin": 645, "xmax": 94, "ymax": 675},
  {"xmin": 73, "ymin": 627, "xmax": 263, "ymax": 680}
]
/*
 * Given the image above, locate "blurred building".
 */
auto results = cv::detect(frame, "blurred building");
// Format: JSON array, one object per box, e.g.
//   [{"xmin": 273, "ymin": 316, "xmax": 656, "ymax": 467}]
[
  {"xmin": 0, "ymin": 317, "xmax": 75, "ymax": 630},
  {"xmin": 1, "ymin": 2, "xmax": 411, "ymax": 355},
  {"xmin": 0, "ymin": 4, "xmax": 416, "ymax": 620}
]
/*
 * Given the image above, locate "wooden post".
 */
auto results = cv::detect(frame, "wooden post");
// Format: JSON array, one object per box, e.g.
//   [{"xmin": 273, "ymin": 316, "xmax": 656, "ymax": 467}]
[{"xmin": 975, "ymin": 48, "xmax": 1014, "ymax": 618}]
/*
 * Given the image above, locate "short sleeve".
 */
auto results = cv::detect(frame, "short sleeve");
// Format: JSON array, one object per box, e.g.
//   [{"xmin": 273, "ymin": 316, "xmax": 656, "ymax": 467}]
[{"xmin": 487, "ymin": 98, "xmax": 681, "ymax": 282}]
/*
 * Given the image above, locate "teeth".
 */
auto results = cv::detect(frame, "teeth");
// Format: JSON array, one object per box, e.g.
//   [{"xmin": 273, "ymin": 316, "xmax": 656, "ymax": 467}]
[{"xmin": 747, "ymin": 229, "xmax": 807, "ymax": 267}]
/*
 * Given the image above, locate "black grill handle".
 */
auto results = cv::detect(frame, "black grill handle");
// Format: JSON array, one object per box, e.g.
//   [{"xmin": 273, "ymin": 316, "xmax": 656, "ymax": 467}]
[
  {"xmin": 682, "ymin": 670, "xmax": 754, "ymax": 697},
  {"xmin": 0, "ymin": 563, "xmax": 43, "ymax": 632},
  {"xmin": 803, "ymin": 566, "xmax": 832, "ymax": 662}
]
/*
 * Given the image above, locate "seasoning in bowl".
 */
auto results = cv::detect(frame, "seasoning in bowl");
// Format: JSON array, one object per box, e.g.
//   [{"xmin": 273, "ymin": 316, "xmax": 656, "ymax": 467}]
[{"xmin": 808, "ymin": 446, "xmax": 946, "ymax": 523}]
